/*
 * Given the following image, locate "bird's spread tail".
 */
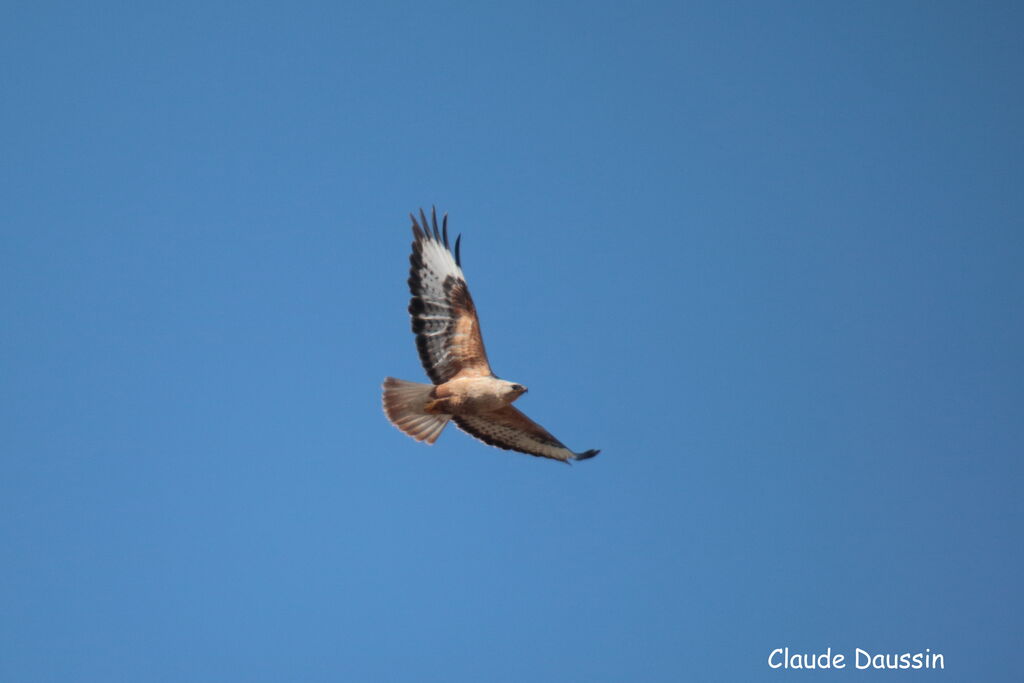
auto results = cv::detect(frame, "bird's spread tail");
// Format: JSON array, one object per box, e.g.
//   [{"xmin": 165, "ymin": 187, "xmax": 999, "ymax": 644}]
[{"xmin": 382, "ymin": 377, "xmax": 451, "ymax": 444}]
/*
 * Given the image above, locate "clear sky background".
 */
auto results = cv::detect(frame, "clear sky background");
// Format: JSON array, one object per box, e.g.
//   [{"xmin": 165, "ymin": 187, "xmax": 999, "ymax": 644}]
[{"xmin": 2, "ymin": 2, "xmax": 1022, "ymax": 681}]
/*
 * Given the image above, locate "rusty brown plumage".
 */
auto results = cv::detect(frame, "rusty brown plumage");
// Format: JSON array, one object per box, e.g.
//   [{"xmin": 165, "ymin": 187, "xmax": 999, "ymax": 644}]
[{"xmin": 383, "ymin": 207, "xmax": 599, "ymax": 463}]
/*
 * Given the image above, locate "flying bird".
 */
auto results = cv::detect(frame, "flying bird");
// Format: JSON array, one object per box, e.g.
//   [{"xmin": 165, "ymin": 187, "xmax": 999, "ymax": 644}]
[{"xmin": 382, "ymin": 208, "xmax": 599, "ymax": 463}]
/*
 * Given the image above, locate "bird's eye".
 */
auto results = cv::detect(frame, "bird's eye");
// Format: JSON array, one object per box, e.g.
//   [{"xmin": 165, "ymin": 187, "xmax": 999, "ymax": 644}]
[{"xmin": 512, "ymin": 384, "xmax": 524, "ymax": 391}]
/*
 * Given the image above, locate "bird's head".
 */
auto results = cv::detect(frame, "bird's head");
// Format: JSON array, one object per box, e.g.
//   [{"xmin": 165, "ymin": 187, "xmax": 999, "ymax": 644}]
[{"xmin": 504, "ymin": 381, "xmax": 528, "ymax": 401}]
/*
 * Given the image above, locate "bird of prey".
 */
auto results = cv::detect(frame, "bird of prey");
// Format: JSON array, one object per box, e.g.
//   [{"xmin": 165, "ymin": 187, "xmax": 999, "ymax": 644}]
[{"xmin": 382, "ymin": 208, "xmax": 599, "ymax": 463}]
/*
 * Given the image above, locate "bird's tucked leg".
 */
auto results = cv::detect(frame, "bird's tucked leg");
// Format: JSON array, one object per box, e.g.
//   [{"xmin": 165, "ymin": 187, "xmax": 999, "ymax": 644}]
[{"xmin": 424, "ymin": 397, "xmax": 454, "ymax": 414}]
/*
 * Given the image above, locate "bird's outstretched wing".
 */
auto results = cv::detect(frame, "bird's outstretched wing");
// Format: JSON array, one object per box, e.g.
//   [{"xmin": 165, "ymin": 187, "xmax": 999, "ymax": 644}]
[
  {"xmin": 408, "ymin": 208, "xmax": 492, "ymax": 383},
  {"xmin": 454, "ymin": 406, "xmax": 600, "ymax": 463}
]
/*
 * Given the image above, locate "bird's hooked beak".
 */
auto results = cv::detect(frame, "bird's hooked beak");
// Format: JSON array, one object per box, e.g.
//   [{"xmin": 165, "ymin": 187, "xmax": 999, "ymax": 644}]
[{"xmin": 512, "ymin": 384, "xmax": 528, "ymax": 395}]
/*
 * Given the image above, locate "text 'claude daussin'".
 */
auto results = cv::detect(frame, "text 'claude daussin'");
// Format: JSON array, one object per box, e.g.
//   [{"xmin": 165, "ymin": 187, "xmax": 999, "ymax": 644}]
[{"xmin": 769, "ymin": 647, "xmax": 944, "ymax": 670}]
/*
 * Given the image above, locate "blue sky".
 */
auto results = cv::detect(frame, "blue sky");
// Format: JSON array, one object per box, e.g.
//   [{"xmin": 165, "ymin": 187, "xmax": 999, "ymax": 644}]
[{"xmin": 2, "ymin": 2, "xmax": 1022, "ymax": 680}]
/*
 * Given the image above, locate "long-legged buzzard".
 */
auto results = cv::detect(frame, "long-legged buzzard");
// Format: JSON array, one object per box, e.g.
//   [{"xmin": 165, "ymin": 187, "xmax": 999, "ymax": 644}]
[{"xmin": 382, "ymin": 208, "xmax": 599, "ymax": 463}]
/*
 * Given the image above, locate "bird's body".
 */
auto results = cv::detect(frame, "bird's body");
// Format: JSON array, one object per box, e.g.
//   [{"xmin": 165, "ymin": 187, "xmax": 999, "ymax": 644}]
[
  {"xmin": 382, "ymin": 208, "xmax": 599, "ymax": 463},
  {"xmin": 425, "ymin": 376, "xmax": 525, "ymax": 415}
]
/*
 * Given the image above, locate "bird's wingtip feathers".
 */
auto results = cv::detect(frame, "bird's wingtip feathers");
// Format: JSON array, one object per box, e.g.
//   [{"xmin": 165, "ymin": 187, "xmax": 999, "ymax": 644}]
[{"xmin": 410, "ymin": 206, "xmax": 462, "ymax": 265}]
